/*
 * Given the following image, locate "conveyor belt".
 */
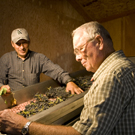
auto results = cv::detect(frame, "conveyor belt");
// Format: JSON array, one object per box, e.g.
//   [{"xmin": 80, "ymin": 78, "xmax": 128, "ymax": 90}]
[{"xmin": 0, "ymin": 69, "xmax": 93, "ymax": 128}]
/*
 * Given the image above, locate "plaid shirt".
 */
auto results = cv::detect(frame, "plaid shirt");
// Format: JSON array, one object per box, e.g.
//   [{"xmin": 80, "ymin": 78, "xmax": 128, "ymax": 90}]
[
  {"xmin": 73, "ymin": 50, "xmax": 135, "ymax": 135},
  {"xmin": 0, "ymin": 50, "xmax": 71, "ymax": 91}
]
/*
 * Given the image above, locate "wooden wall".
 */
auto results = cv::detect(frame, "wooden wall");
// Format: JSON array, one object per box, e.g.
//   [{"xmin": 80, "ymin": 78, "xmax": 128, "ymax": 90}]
[
  {"xmin": 102, "ymin": 13, "xmax": 135, "ymax": 56},
  {"xmin": 0, "ymin": 0, "xmax": 85, "ymax": 82}
]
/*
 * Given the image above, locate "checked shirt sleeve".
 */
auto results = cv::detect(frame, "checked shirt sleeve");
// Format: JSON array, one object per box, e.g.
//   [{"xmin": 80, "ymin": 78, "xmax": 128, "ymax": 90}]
[{"xmin": 73, "ymin": 71, "xmax": 133, "ymax": 135}]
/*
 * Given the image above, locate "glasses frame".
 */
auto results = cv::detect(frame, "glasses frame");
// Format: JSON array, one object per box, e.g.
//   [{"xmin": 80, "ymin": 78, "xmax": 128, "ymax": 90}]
[{"xmin": 74, "ymin": 37, "xmax": 95, "ymax": 56}]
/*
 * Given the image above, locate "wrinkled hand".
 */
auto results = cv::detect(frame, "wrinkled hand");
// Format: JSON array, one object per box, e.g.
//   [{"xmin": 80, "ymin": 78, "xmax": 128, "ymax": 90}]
[
  {"xmin": 0, "ymin": 85, "xmax": 11, "ymax": 96},
  {"xmin": 0, "ymin": 109, "xmax": 28, "ymax": 135},
  {"xmin": 66, "ymin": 82, "xmax": 83, "ymax": 94}
]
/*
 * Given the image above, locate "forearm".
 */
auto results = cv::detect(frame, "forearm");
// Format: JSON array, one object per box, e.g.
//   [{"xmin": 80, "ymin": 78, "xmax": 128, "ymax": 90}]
[
  {"xmin": 42, "ymin": 56, "xmax": 71, "ymax": 84},
  {"xmin": 29, "ymin": 122, "xmax": 81, "ymax": 135}
]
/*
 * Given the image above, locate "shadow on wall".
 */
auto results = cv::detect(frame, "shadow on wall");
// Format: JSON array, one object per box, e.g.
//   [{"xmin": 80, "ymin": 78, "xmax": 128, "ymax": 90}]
[{"xmin": 54, "ymin": 52, "xmax": 84, "ymax": 73}]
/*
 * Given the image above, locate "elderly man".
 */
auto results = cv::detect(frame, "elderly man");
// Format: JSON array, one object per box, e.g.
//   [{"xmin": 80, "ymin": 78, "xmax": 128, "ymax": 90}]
[
  {"xmin": 0, "ymin": 21, "xmax": 135, "ymax": 135},
  {"xmin": 0, "ymin": 28, "xmax": 83, "ymax": 95}
]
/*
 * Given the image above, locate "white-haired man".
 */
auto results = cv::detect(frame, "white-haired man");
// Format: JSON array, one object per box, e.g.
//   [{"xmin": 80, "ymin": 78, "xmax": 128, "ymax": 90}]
[{"xmin": 0, "ymin": 22, "xmax": 135, "ymax": 135}]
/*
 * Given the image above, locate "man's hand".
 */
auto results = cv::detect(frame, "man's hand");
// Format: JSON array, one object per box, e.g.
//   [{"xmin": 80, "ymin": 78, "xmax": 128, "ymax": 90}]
[
  {"xmin": 66, "ymin": 82, "xmax": 83, "ymax": 94},
  {"xmin": 0, "ymin": 109, "xmax": 28, "ymax": 134},
  {"xmin": 0, "ymin": 109, "xmax": 81, "ymax": 135},
  {"xmin": 0, "ymin": 85, "xmax": 11, "ymax": 96}
]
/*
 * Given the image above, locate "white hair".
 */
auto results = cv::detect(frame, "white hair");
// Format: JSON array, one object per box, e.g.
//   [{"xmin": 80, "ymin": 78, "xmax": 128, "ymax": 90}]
[{"xmin": 72, "ymin": 21, "xmax": 113, "ymax": 46}]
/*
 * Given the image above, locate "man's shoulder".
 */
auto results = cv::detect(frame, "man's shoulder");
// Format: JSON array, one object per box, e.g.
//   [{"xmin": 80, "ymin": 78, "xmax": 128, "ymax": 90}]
[
  {"xmin": 30, "ymin": 51, "xmax": 47, "ymax": 58},
  {"xmin": 0, "ymin": 51, "xmax": 16, "ymax": 58},
  {"xmin": 0, "ymin": 51, "xmax": 16, "ymax": 64},
  {"xmin": 104, "ymin": 57, "xmax": 135, "ymax": 78}
]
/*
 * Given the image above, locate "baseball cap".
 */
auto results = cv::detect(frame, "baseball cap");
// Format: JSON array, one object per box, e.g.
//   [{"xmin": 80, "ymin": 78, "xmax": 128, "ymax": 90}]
[{"xmin": 11, "ymin": 28, "xmax": 30, "ymax": 43}]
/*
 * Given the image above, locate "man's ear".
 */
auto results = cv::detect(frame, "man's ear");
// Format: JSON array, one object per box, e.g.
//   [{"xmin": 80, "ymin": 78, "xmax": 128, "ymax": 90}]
[
  {"xmin": 11, "ymin": 41, "xmax": 14, "ymax": 48},
  {"xmin": 95, "ymin": 35, "xmax": 103, "ymax": 50}
]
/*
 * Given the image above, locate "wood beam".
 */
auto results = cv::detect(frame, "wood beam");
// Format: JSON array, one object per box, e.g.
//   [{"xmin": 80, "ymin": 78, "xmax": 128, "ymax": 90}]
[
  {"xmin": 98, "ymin": 9, "xmax": 135, "ymax": 23},
  {"xmin": 67, "ymin": 0, "xmax": 93, "ymax": 22}
]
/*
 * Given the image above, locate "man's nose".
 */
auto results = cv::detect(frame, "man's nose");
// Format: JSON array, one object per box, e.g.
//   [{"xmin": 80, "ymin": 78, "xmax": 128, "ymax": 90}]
[
  {"xmin": 20, "ymin": 44, "xmax": 24, "ymax": 48},
  {"xmin": 76, "ymin": 54, "xmax": 82, "ymax": 62}
]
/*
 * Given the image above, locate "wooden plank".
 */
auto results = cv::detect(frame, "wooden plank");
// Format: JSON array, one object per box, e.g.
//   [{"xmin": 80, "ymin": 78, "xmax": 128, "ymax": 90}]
[
  {"xmin": 67, "ymin": 0, "xmax": 93, "ymax": 22},
  {"xmin": 28, "ymin": 91, "xmax": 87, "ymax": 125},
  {"xmin": 0, "ymin": 79, "xmax": 59, "ymax": 111},
  {"xmin": 98, "ymin": 9, "xmax": 135, "ymax": 23}
]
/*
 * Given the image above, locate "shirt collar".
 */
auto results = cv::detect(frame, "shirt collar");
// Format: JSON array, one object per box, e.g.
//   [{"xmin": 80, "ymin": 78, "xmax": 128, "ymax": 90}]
[
  {"xmin": 92, "ymin": 50, "xmax": 125, "ymax": 81},
  {"xmin": 16, "ymin": 50, "xmax": 31, "ymax": 60}
]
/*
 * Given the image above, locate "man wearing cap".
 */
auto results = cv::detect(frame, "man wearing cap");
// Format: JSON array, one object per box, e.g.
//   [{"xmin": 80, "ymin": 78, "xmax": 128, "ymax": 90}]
[{"xmin": 0, "ymin": 28, "xmax": 83, "ymax": 95}]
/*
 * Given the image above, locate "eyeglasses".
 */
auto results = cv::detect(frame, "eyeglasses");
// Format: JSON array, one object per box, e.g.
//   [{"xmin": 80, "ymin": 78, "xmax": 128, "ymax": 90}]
[{"xmin": 74, "ymin": 37, "xmax": 95, "ymax": 56}]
